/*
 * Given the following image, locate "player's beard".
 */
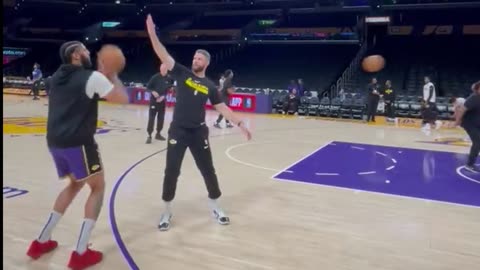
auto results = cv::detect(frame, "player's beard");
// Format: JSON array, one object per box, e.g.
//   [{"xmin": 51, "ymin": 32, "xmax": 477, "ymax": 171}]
[
  {"xmin": 192, "ymin": 64, "xmax": 205, "ymax": 73},
  {"xmin": 81, "ymin": 54, "xmax": 92, "ymax": 69}
]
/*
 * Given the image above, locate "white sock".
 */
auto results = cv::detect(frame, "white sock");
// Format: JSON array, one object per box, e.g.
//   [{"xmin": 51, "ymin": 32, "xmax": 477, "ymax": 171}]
[
  {"xmin": 76, "ymin": 219, "xmax": 96, "ymax": 255},
  {"xmin": 208, "ymin": 199, "xmax": 226, "ymax": 216},
  {"xmin": 164, "ymin": 201, "xmax": 172, "ymax": 214},
  {"xmin": 37, "ymin": 211, "xmax": 62, "ymax": 243}
]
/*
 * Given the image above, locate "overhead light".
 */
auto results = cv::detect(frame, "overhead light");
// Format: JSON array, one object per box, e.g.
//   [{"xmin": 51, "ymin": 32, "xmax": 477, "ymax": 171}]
[{"xmin": 115, "ymin": 0, "xmax": 120, "ymax": 4}]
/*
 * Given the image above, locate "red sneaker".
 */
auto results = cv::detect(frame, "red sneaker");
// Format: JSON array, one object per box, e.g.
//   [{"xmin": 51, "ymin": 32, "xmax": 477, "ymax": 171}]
[
  {"xmin": 26, "ymin": 240, "xmax": 58, "ymax": 259},
  {"xmin": 67, "ymin": 248, "xmax": 103, "ymax": 270}
]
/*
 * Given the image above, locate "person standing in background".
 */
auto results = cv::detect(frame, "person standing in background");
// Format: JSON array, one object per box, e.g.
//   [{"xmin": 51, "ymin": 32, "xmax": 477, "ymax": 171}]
[
  {"xmin": 422, "ymin": 76, "xmax": 436, "ymax": 105},
  {"xmin": 145, "ymin": 64, "xmax": 171, "ymax": 144},
  {"xmin": 31, "ymin": 63, "xmax": 43, "ymax": 100},
  {"xmin": 282, "ymin": 88, "xmax": 300, "ymax": 115},
  {"xmin": 365, "ymin": 78, "xmax": 380, "ymax": 123},
  {"xmin": 214, "ymin": 69, "xmax": 235, "ymax": 129},
  {"xmin": 422, "ymin": 76, "xmax": 442, "ymax": 130},
  {"xmin": 383, "ymin": 80, "xmax": 396, "ymax": 122}
]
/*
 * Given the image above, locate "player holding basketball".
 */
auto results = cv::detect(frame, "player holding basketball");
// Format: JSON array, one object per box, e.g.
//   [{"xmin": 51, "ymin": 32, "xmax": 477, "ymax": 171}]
[
  {"xmin": 450, "ymin": 81, "xmax": 480, "ymax": 173},
  {"xmin": 214, "ymin": 69, "xmax": 235, "ymax": 128},
  {"xmin": 145, "ymin": 14, "xmax": 252, "ymax": 231},
  {"xmin": 26, "ymin": 41, "xmax": 129, "ymax": 269}
]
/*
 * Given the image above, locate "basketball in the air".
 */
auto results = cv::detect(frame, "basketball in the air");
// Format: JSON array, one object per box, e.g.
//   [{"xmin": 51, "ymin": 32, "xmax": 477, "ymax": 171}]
[
  {"xmin": 361, "ymin": 55, "xmax": 385, "ymax": 73},
  {"xmin": 97, "ymin": 44, "xmax": 126, "ymax": 73}
]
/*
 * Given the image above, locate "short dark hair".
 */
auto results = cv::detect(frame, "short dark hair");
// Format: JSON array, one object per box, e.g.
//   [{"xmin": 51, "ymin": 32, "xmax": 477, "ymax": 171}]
[
  {"xmin": 449, "ymin": 97, "xmax": 457, "ymax": 104},
  {"xmin": 59, "ymin": 41, "xmax": 83, "ymax": 64}
]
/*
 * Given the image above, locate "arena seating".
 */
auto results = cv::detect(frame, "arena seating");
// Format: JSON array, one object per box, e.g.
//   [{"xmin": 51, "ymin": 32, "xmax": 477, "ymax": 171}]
[{"xmin": 345, "ymin": 36, "xmax": 480, "ymax": 98}]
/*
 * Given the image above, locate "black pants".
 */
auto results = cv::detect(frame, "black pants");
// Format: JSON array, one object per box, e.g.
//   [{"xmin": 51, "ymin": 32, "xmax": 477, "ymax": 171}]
[
  {"xmin": 422, "ymin": 104, "xmax": 437, "ymax": 125},
  {"xmin": 366, "ymin": 99, "xmax": 379, "ymax": 122},
  {"xmin": 385, "ymin": 101, "xmax": 395, "ymax": 119},
  {"xmin": 216, "ymin": 95, "xmax": 230, "ymax": 124},
  {"xmin": 216, "ymin": 114, "xmax": 230, "ymax": 124},
  {"xmin": 147, "ymin": 102, "xmax": 165, "ymax": 136},
  {"xmin": 162, "ymin": 125, "xmax": 221, "ymax": 202},
  {"xmin": 282, "ymin": 99, "xmax": 299, "ymax": 113},
  {"xmin": 463, "ymin": 124, "xmax": 480, "ymax": 167},
  {"xmin": 31, "ymin": 80, "xmax": 41, "ymax": 97}
]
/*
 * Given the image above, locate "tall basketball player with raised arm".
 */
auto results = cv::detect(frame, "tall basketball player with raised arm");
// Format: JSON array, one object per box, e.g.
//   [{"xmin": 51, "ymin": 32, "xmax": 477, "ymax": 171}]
[
  {"xmin": 145, "ymin": 14, "xmax": 252, "ymax": 231},
  {"xmin": 26, "ymin": 41, "xmax": 129, "ymax": 269}
]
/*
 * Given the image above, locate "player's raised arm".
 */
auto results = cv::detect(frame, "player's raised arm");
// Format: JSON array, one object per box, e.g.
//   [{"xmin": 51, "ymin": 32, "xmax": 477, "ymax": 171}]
[{"xmin": 145, "ymin": 14, "xmax": 175, "ymax": 71}]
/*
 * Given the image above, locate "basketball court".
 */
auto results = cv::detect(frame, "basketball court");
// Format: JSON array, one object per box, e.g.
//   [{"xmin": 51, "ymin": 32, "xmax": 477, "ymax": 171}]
[{"xmin": 3, "ymin": 94, "xmax": 480, "ymax": 270}]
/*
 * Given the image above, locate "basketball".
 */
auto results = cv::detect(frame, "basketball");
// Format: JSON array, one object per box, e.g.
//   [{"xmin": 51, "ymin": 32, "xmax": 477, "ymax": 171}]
[
  {"xmin": 362, "ymin": 55, "xmax": 386, "ymax": 73},
  {"xmin": 97, "ymin": 44, "xmax": 126, "ymax": 73}
]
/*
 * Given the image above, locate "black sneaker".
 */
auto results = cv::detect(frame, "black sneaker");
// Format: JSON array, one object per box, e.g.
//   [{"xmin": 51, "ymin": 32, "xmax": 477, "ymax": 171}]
[
  {"xmin": 146, "ymin": 136, "xmax": 152, "ymax": 144},
  {"xmin": 155, "ymin": 133, "xmax": 166, "ymax": 141},
  {"xmin": 226, "ymin": 123, "xmax": 234, "ymax": 128},
  {"xmin": 465, "ymin": 165, "xmax": 480, "ymax": 173},
  {"xmin": 158, "ymin": 213, "xmax": 172, "ymax": 231},
  {"xmin": 213, "ymin": 123, "xmax": 221, "ymax": 129},
  {"xmin": 213, "ymin": 210, "xmax": 230, "ymax": 225}
]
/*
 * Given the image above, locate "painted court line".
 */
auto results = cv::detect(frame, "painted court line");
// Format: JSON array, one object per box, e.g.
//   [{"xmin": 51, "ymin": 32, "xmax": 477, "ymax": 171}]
[
  {"xmin": 358, "ymin": 171, "xmax": 376, "ymax": 175},
  {"xmin": 225, "ymin": 142, "xmax": 280, "ymax": 172},
  {"xmin": 275, "ymin": 176, "xmax": 480, "ymax": 209},
  {"xmin": 375, "ymin": 151, "xmax": 388, "ymax": 157},
  {"xmin": 386, "ymin": 166, "xmax": 395, "ymax": 171},
  {"xmin": 108, "ymin": 148, "xmax": 167, "ymax": 270},
  {"xmin": 109, "ymin": 128, "xmax": 321, "ymax": 269},
  {"xmin": 351, "ymin": 146, "xmax": 365, "ymax": 150},
  {"xmin": 271, "ymin": 141, "xmax": 333, "ymax": 179},
  {"xmin": 315, "ymin": 173, "xmax": 340, "ymax": 176},
  {"xmin": 456, "ymin": 165, "xmax": 480, "ymax": 185}
]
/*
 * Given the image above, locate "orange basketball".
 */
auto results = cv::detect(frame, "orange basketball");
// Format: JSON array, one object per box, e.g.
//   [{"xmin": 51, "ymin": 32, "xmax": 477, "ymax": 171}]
[
  {"xmin": 362, "ymin": 55, "xmax": 386, "ymax": 73},
  {"xmin": 97, "ymin": 44, "xmax": 126, "ymax": 73}
]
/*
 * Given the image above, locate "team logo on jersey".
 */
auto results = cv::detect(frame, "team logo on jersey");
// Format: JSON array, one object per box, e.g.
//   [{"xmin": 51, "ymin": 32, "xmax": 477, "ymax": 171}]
[
  {"xmin": 169, "ymin": 139, "xmax": 177, "ymax": 145},
  {"xmin": 185, "ymin": 78, "xmax": 208, "ymax": 95}
]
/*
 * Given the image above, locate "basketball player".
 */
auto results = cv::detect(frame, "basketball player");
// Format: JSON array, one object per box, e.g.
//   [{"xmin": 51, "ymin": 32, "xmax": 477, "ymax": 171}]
[
  {"xmin": 146, "ymin": 14, "xmax": 252, "ymax": 231},
  {"xmin": 383, "ymin": 80, "xmax": 396, "ymax": 122},
  {"xmin": 214, "ymin": 69, "xmax": 235, "ymax": 129},
  {"xmin": 145, "ymin": 64, "xmax": 171, "ymax": 143},
  {"xmin": 451, "ymin": 81, "xmax": 480, "ymax": 173},
  {"xmin": 26, "ymin": 41, "xmax": 129, "ymax": 269},
  {"xmin": 422, "ymin": 76, "xmax": 442, "ymax": 130},
  {"xmin": 31, "ymin": 63, "xmax": 42, "ymax": 100}
]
